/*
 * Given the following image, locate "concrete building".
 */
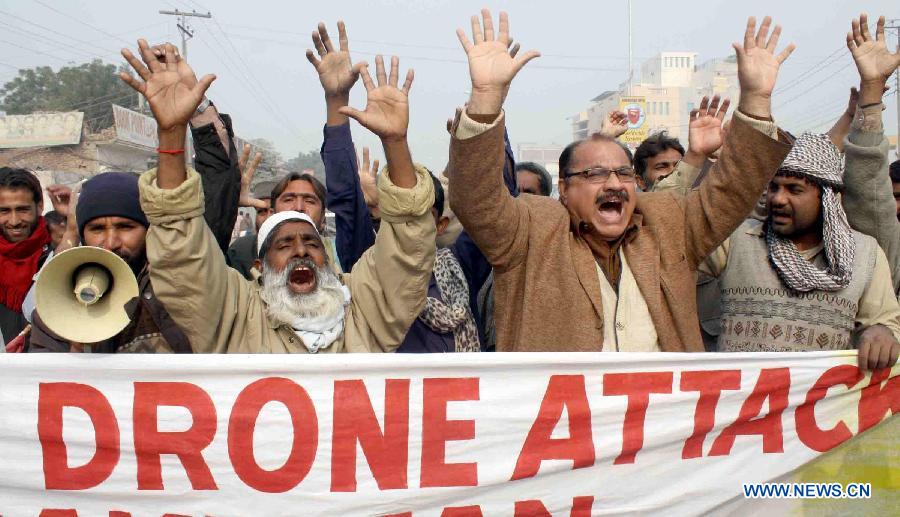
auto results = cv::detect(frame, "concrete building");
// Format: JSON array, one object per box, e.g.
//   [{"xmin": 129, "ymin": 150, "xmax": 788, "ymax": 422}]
[{"xmin": 571, "ymin": 52, "xmax": 740, "ymax": 144}]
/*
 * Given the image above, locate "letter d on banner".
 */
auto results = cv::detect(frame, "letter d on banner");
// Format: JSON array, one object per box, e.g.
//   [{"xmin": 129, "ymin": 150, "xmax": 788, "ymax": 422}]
[{"xmin": 38, "ymin": 383, "xmax": 120, "ymax": 489}]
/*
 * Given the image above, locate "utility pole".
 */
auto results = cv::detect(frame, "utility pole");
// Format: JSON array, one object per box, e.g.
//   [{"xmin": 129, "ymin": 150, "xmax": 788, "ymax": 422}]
[
  {"xmin": 158, "ymin": 8, "xmax": 211, "ymax": 59},
  {"xmin": 626, "ymin": 0, "xmax": 633, "ymax": 96}
]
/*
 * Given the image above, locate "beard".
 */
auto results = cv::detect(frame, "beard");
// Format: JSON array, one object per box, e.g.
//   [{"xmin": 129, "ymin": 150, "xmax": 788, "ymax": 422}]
[
  {"xmin": 1, "ymin": 217, "xmax": 39, "ymax": 243},
  {"xmin": 259, "ymin": 258, "xmax": 346, "ymax": 328},
  {"xmin": 117, "ymin": 248, "xmax": 147, "ymax": 277}
]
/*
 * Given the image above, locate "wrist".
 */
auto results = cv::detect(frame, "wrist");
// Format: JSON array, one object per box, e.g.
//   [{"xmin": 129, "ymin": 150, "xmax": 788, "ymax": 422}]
[
  {"xmin": 858, "ymin": 80, "xmax": 885, "ymax": 106},
  {"xmin": 325, "ymin": 92, "xmax": 350, "ymax": 104},
  {"xmin": 467, "ymin": 87, "xmax": 504, "ymax": 115},
  {"xmin": 683, "ymin": 150, "xmax": 706, "ymax": 168},
  {"xmin": 738, "ymin": 94, "xmax": 772, "ymax": 120},
  {"xmin": 381, "ymin": 137, "xmax": 415, "ymax": 189},
  {"xmin": 380, "ymin": 134, "xmax": 408, "ymax": 146},
  {"xmin": 158, "ymin": 126, "xmax": 187, "ymax": 147},
  {"xmin": 325, "ymin": 94, "xmax": 350, "ymax": 126}
]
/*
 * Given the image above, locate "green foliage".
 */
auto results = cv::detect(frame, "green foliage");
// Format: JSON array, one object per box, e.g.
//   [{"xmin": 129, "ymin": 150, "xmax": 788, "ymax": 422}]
[{"xmin": 0, "ymin": 59, "xmax": 138, "ymax": 131}]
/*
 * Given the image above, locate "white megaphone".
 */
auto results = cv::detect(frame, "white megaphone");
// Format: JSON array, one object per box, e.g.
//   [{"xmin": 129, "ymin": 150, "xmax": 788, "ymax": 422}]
[{"xmin": 35, "ymin": 246, "xmax": 140, "ymax": 343}]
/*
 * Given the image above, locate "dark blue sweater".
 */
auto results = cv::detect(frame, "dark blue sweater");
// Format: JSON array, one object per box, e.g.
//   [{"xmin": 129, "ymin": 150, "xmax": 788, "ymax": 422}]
[{"xmin": 322, "ymin": 123, "xmax": 518, "ymax": 352}]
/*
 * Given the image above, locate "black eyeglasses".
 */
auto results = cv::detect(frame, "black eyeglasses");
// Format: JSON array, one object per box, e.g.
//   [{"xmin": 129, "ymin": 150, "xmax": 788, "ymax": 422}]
[{"xmin": 563, "ymin": 166, "xmax": 637, "ymax": 183}]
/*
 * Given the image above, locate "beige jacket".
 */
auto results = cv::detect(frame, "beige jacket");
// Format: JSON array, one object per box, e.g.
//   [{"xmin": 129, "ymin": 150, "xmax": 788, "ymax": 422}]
[{"xmin": 138, "ymin": 166, "xmax": 435, "ymax": 353}]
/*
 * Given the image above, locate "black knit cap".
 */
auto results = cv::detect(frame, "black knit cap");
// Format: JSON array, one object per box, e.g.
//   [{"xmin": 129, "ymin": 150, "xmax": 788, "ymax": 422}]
[{"xmin": 76, "ymin": 172, "xmax": 148, "ymax": 239}]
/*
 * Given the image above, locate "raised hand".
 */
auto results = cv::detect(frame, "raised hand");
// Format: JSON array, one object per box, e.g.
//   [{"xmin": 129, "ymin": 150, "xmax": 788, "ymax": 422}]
[
  {"xmin": 848, "ymin": 14, "xmax": 900, "ymax": 105},
  {"xmin": 733, "ymin": 17, "xmax": 794, "ymax": 118},
  {"xmin": 46, "ymin": 184, "xmax": 72, "ymax": 217},
  {"xmin": 237, "ymin": 144, "xmax": 269, "ymax": 210},
  {"xmin": 119, "ymin": 40, "xmax": 215, "ymax": 130},
  {"xmin": 687, "ymin": 95, "xmax": 731, "ymax": 158},
  {"xmin": 150, "ymin": 43, "xmax": 198, "ymax": 90},
  {"xmin": 55, "ymin": 183, "xmax": 80, "ymax": 254},
  {"xmin": 456, "ymin": 9, "xmax": 540, "ymax": 114},
  {"xmin": 599, "ymin": 110, "xmax": 629, "ymax": 138},
  {"xmin": 339, "ymin": 55, "xmax": 413, "ymax": 141},
  {"xmin": 306, "ymin": 21, "xmax": 361, "ymax": 98},
  {"xmin": 357, "ymin": 146, "xmax": 380, "ymax": 217}
]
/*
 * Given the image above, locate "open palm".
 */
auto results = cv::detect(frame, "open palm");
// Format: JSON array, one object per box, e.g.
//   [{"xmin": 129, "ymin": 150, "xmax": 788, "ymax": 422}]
[
  {"xmin": 119, "ymin": 40, "xmax": 214, "ymax": 130},
  {"xmin": 848, "ymin": 14, "xmax": 900, "ymax": 83},
  {"xmin": 339, "ymin": 55, "xmax": 413, "ymax": 140},
  {"xmin": 457, "ymin": 10, "xmax": 539, "ymax": 95},
  {"xmin": 688, "ymin": 96, "xmax": 730, "ymax": 157},
  {"xmin": 143, "ymin": 71, "xmax": 204, "ymax": 130},
  {"xmin": 306, "ymin": 21, "xmax": 359, "ymax": 97},
  {"xmin": 733, "ymin": 17, "xmax": 794, "ymax": 98}
]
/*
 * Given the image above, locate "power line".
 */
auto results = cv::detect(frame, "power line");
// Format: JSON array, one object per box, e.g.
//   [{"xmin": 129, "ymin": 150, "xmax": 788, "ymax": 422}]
[
  {"xmin": 220, "ymin": 22, "xmax": 649, "ymax": 61},
  {"xmin": 160, "ymin": 0, "xmax": 305, "ymax": 143},
  {"xmin": 773, "ymin": 46, "xmax": 847, "ymax": 95},
  {"xmin": 32, "ymin": 0, "xmax": 134, "ymax": 46},
  {"xmin": 0, "ymin": 37, "xmax": 79, "ymax": 64},
  {"xmin": 221, "ymin": 31, "xmax": 624, "ymax": 73},
  {"xmin": 774, "ymin": 61, "xmax": 855, "ymax": 111},
  {"xmin": 0, "ymin": 8, "xmax": 125, "ymax": 58},
  {"xmin": 208, "ymin": 18, "xmax": 304, "ymax": 137},
  {"xmin": 0, "ymin": 20, "xmax": 113, "ymax": 63},
  {"xmin": 2, "ymin": 28, "xmax": 167, "ymax": 63}
]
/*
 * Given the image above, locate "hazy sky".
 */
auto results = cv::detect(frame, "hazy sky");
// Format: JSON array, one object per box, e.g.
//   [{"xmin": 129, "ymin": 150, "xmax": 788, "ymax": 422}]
[{"xmin": 1, "ymin": 0, "xmax": 898, "ymax": 169}]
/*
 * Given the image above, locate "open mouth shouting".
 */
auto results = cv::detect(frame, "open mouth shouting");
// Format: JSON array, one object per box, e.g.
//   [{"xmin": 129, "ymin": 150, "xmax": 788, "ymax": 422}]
[
  {"xmin": 596, "ymin": 191, "xmax": 628, "ymax": 226},
  {"xmin": 288, "ymin": 260, "xmax": 318, "ymax": 294}
]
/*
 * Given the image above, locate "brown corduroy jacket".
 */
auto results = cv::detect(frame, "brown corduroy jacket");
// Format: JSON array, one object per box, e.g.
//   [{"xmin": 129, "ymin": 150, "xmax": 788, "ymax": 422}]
[{"xmin": 448, "ymin": 112, "xmax": 791, "ymax": 352}]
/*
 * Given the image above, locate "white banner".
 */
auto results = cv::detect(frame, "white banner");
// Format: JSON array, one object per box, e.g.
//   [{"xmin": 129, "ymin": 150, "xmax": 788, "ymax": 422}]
[
  {"xmin": 112, "ymin": 104, "xmax": 158, "ymax": 150},
  {"xmin": 0, "ymin": 352, "xmax": 895, "ymax": 516},
  {"xmin": 0, "ymin": 112, "xmax": 83, "ymax": 148}
]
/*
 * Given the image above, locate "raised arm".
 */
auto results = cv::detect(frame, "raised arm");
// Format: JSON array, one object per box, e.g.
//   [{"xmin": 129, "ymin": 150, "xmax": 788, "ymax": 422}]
[
  {"xmin": 307, "ymin": 21, "xmax": 376, "ymax": 272},
  {"xmin": 120, "ymin": 41, "xmax": 248, "ymax": 353},
  {"xmin": 147, "ymin": 42, "xmax": 243, "ymax": 253},
  {"xmin": 842, "ymin": 13, "xmax": 900, "ymax": 295},
  {"xmin": 338, "ymin": 55, "xmax": 436, "ymax": 350},
  {"xmin": 681, "ymin": 16, "xmax": 794, "ymax": 267},
  {"xmin": 448, "ymin": 9, "xmax": 540, "ymax": 270},
  {"xmin": 653, "ymin": 95, "xmax": 730, "ymax": 195},
  {"xmin": 119, "ymin": 41, "xmax": 214, "ymax": 189}
]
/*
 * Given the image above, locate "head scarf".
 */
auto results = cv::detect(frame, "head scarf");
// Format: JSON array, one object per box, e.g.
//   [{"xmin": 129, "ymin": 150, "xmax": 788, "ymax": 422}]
[{"xmin": 766, "ymin": 133, "xmax": 853, "ymax": 292}]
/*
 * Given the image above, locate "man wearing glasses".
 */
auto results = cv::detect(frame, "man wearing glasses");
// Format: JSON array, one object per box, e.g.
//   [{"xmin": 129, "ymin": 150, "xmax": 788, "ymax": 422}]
[{"xmin": 448, "ymin": 10, "xmax": 794, "ymax": 352}]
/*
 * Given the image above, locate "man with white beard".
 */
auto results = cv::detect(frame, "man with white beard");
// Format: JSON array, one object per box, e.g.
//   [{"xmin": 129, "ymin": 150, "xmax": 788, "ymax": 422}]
[{"xmin": 120, "ymin": 41, "xmax": 435, "ymax": 353}]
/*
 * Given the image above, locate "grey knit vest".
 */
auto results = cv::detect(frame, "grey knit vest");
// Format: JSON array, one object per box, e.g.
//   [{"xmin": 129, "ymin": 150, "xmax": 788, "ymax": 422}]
[{"xmin": 717, "ymin": 220, "xmax": 877, "ymax": 352}]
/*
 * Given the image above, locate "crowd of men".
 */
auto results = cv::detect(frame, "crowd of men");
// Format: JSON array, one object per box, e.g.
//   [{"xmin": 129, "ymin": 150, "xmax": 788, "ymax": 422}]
[{"xmin": 1, "ymin": 10, "xmax": 899, "ymax": 370}]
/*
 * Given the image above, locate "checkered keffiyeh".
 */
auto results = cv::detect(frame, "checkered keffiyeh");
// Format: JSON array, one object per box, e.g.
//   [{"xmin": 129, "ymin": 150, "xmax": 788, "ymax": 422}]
[{"xmin": 767, "ymin": 133, "xmax": 855, "ymax": 293}]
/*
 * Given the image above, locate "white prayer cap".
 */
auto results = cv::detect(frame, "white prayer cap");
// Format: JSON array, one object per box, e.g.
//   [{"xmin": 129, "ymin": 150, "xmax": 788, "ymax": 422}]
[{"xmin": 256, "ymin": 210, "xmax": 320, "ymax": 256}]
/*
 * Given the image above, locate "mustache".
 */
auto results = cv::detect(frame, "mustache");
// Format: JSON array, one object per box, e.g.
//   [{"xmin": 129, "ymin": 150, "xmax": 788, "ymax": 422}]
[
  {"xmin": 281, "ymin": 257, "xmax": 318, "ymax": 275},
  {"xmin": 596, "ymin": 190, "xmax": 629, "ymax": 205}
]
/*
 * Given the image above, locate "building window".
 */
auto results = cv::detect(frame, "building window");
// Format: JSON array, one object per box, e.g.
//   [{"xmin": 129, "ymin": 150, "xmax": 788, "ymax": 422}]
[{"xmin": 664, "ymin": 102, "xmax": 670, "ymax": 115}]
